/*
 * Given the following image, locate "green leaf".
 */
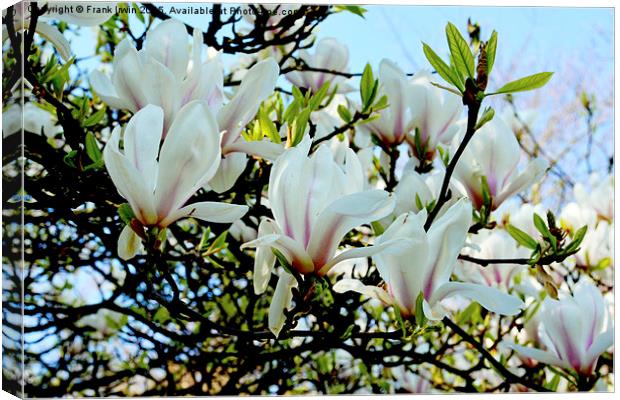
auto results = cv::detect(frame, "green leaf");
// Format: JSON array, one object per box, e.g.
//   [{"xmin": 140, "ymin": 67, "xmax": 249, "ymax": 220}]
[
  {"xmin": 63, "ymin": 150, "xmax": 78, "ymax": 168},
  {"xmin": 308, "ymin": 82, "xmax": 330, "ymax": 110},
  {"xmin": 333, "ymin": 5, "xmax": 367, "ymax": 18},
  {"xmin": 272, "ymin": 248, "xmax": 295, "ymax": 277},
  {"xmin": 131, "ymin": 2, "xmax": 145, "ymax": 23},
  {"xmin": 474, "ymin": 106, "xmax": 495, "ymax": 130},
  {"xmin": 486, "ymin": 30, "xmax": 498, "ymax": 75},
  {"xmin": 84, "ymin": 132, "xmax": 103, "ymax": 163},
  {"xmin": 564, "ymin": 225, "xmax": 587, "ymax": 254},
  {"xmin": 118, "ymin": 203, "xmax": 135, "ymax": 224},
  {"xmin": 445, "ymin": 22, "xmax": 475, "ymax": 79},
  {"xmin": 422, "ymin": 43, "xmax": 464, "ymax": 92},
  {"xmin": 533, "ymin": 213, "xmax": 557, "ymax": 250},
  {"xmin": 337, "ymin": 104, "xmax": 352, "ymax": 123},
  {"xmin": 492, "ymin": 72, "xmax": 554, "ymax": 95},
  {"xmin": 82, "ymin": 107, "xmax": 106, "ymax": 127},
  {"xmin": 414, "ymin": 292, "xmax": 427, "ymax": 327},
  {"xmin": 204, "ymin": 231, "xmax": 228, "ymax": 256},
  {"xmin": 372, "ymin": 94, "xmax": 389, "ymax": 111},
  {"xmin": 291, "ymin": 108, "xmax": 312, "ymax": 146},
  {"xmin": 360, "ymin": 63, "xmax": 374, "ymax": 107},
  {"xmin": 258, "ymin": 108, "xmax": 280, "ymax": 144},
  {"xmin": 506, "ymin": 224, "xmax": 538, "ymax": 250}
]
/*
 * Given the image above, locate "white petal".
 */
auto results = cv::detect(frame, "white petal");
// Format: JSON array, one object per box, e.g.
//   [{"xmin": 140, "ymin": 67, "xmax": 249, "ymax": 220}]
[
  {"xmin": 103, "ymin": 127, "xmax": 158, "ymax": 225},
  {"xmin": 142, "ymin": 59, "xmax": 182, "ymax": 133},
  {"xmin": 122, "ymin": 105, "xmax": 164, "ymax": 191},
  {"xmin": 35, "ymin": 22, "xmax": 71, "ymax": 61},
  {"xmin": 143, "ymin": 19, "xmax": 190, "ymax": 80},
  {"xmin": 430, "ymin": 281, "xmax": 525, "ymax": 317},
  {"xmin": 496, "ymin": 158, "xmax": 548, "ymax": 205},
  {"xmin": 163, "ymin": 201, "xmax": 248, "ymax": 227},
  {"xmin": 319, "ymin": 237, "xmax": 409, "ymax": 276},
  {"xmin": 154, "ymin": 101, "xmax": 221, "ymax": 218},
  {"xmin": 241, "ymin": 234, "xmax": 315, "ymax": 275},
  {"xmin": 332, "ymin": 278, "xmax": 393, "ymax": 306},
  {"xmin": 225, "ymin": 139, "xmax": 284, "ymax": 161},
  {"xmin": 111, "ymin": 42, "xmax": 148, "ymax": 111},
  {"xmin": 269, "ymin": 272, "xmax": 297, "ymax": 338},
  {"xmin": 219, "ymin": 59, "xmax": 279, "ymax": 148},
  {"xmin": 208, "ymin": 152, "xmax": 248, "ymax": 194},
  {"xmin": 508, "ymin": 342, "xmax": 566, "ymax": 369},
  {"xmin": 118, "ymin": 225, "xmax": 143, "ymax": 260},
  {"xmin": 253, "ymin": 219, "xmax": 278, "ymax": 294},
  {"xmin": 89, "ymin": 70, "xmax": 130, "ymax": 109},
  {"xmin": 422, "ymin": 199, "xmax": 472, "ymax": 298},
  {"xmin": 306, "ymin": 190, "xmax": 395, "ymax": 269},
  {"xmin": 583, "ymin": 329, "xmax": 614, "ymax": 373}
]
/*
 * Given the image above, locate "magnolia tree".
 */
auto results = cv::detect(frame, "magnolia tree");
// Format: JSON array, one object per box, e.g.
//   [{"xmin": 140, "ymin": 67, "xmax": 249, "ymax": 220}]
[{"xmin": 2, "ymin": 1, "xmax": 614, "ymax": 396}]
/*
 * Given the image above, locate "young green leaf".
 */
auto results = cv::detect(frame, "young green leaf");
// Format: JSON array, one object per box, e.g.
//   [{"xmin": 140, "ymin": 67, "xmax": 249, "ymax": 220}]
[
  {"xmin": 85, "ymin": 132, "xmax": 103, "ymax": 163},
  {"xmin": 259, "ymin": 109, "xmax": 280, "ymax": 144},
  {"xmin": 118, "ymin": 203, "xmax": 135, "ymax": 224},
  {"xmin": 445, "ymin": 22, "xmax": 475, "ymax": 79},
  {"xmin": 486, "ymin": 30, "xmax": 498, "ymax": 75},
  {"xmin": 414, "ymin": 292, "xmax": 427, "ymax": 327},
  {"xmin": 506, "ymin": 224, "xmax": 538, "ymax": 250},
  {"xmin": 422, "ymin": 43, "xmax": 464, "ymax": 92},
  {"xmin": 474, "ymin": 106, "xmax": 495, "ymax": 130},
  {"xmin": 360, "ymin": 63, "xmax": 375, "ymax": 107},
  {"xmin": 337, "ymin": 104, "xmax": 352, "ymax": 123},
  {"xmin": 563, "ymin": 225, "xmax": 587, "ymax": 254},
  {"xmin": 333, "ymin": 5, "xmax": 367, "ymax": 18},
  {"xmin": 492, "ymin": 72, "xmax": 554, "ymax": 95}
]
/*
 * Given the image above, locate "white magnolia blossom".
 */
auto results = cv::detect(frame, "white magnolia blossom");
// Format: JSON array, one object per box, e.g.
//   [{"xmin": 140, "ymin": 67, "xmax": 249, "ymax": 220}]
[
  {"xmin": 2, "ymin": 1, "xmax": 113, "ymax": 61},
  {"xmin": 103, "ymin": 101, "xmax": 248, "ymax": 260},
  {"xmin": 334, "ymin": 199, "xmax": 524, "ymax": 320},
  {"xmin": 452, "ymin": 117, "xmax": 548, "ymax": 209},
  {"xmin": 406, "ymin": 70, "xmax": 462, "ymax": 158},
  {"xmin": 3, "ymin": 102, "xmax": 61, "ymax": 138},
  {"xmin": 286, "ymin": 37, "xmax": 353, "ymax": 93},
  {"xmin": 91, "ymin": 19, "xmax": 283, "ymax": 193},
  {"xmin": 364, "ymin": 60, "xmax": 414, "ymax": 146},
  {"xmin": 243, "ymin": 139, "xmax": 395, "ymax": 286},
  {"xmin": 509, "ymin": 279, "xmax": 613, "ymax": 376},
  {"xmin": 458, "ymin": 230, "xmax": 529, "ymax": 291},
  {"xmin": 573, "ymin": 173, "xmax": 613, "ymax": 221}
]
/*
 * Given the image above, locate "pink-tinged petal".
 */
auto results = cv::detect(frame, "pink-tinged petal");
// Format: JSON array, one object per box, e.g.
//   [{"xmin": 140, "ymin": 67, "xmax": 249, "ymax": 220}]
[
  {"xmin": 269, "ymin": 272, "xmax": 297, "ymax": 338},
  {"xmin": 182, "ymin": 57, "xmax": 223, "ymax": 110},
  {"xmin": 143, "ymin": 19, "xmax": 189, "ymax": 80},
  {"xmin": 306, "ymin": 190, "xmax": 395, "ymax": 270},
  {"xmin": 422, "ymin": 199, "xmax": 472, "ymax": 298},
  {"xmin": 496, "ymin": 158, "xmax": 548, "ymax": 206},
  {"xmin": 117, "ymin": 224, "xmax": 143, "ymax": 260},
  {"xmin": 103, "ymin": 127, "xmax": 158, "ymax": 225},
  {"xmin": 219, "ymin": 59, "xmax": 279, "ymax": 147},
  {"xmin": 377, "ymin": 59, "xmax": 410, "ymax": 144},
  {"xmin": 543, "ymin": 303, "xmax": 586, "ymax": 372},
  {"xmin": 142, "ymin": 59, "xmax": 182, "ymax": 134},
  {"xmin": 315, "ymin": 37, "xmax": 349, "ymax": 72},
  {"xmin": 112, "ymin": 42, "xmax": 148, "ymax": 112},
  {"xmin": 225, "ymin": 138, "xmax": 284, "ymax": 161},
  {"xmin": 122, "ymin": 105, "xmax": 164, "ymax": 191},
  {"xmin": 332, "ymin": 278, "xmax": 394, "ymax": 306},
  {"xmin": 161, "ymin": 201, "xmax": 248, "ymax": 227},
  {"xmin": 372, "ymin": 212, "xmax": 429, "ymax": 314},
  {"xmin": 583, "ymin": 329, "xmax": 613, "ymax": 375},
  {"xmin": 208, "ymin": 152, "xmax": 248, "ymax": 194},
  {"xmin": 89, "ymin": 70, "xmax": 131, "ymax": 110},
  {"xmin": 241, "ymin": 234, "xmax": 314, "ymax": 275},
  {"xmin": 154, "ymin": 101, "xmax": 221, "ymax": 218},
  {"xmin": 429, "ymin": 282, "xmax": 524, "ymax": 317},
  {"xmin": 34, "ymin": 22, "xmax": 71, "ymax": 61},
  {"xmin": 507, "ymin": 343, "xmax": 567, "ymax": 369},
  {"xmin": 252, "ymin": 219, "xmax": 278, "ymax": 295},
  {"xmin": 318, "ymin": 237, "xmax": 410, "ymax": 276}
]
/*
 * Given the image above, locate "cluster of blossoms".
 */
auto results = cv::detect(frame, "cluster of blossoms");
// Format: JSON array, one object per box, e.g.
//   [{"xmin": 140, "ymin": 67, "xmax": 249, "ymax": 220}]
[{"xmin": 14, "ymin": 10, "xmax": 609, "ymax": 392}]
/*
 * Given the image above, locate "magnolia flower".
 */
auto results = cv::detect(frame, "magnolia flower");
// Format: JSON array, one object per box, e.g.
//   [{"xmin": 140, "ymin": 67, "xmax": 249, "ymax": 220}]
[
  {"xmin": 407, "ymin": 70, "xmax": 462, "ymax": 159},
  {"xmin": 91, "ymin": 19, "xmax": 283, "ymax": 193},
  {"xmin": 509, "ymin": 279, "xmax": 613, "ymax": 376},
  {"xmin": 104, "ymin": 101, "xmax": 248, "ymax": 260},
  {"xmin": 242, "ymin": 140, "xmax": 395, "ymax": 289},
  {"xmin": 91, "ymin": 19, "xmax": 224, "ymax": 133},
  {"xmin": 575, "ymin": 220, "xmax": 613, "ymax": 270},
  {"xmin": 2, "ymin": 1, "xmax": 113, "ymax": 61},
  {"xmin": 3, "ymin": 102, "xmax": 61, "ymax": 138},
  {"xmin": 452, "ymin": 117, "xmax": 548, "ymax": 209},
  {"xmin": 334, "ymin": 199, "xmax": 524, "ymax": 320},
  {"xmin": 285, "ymin": 37, "xmax": 353, "ymax": 93},
  {"xmin": 364, "ymin": 60, "xmax": 414, "ymax": 146},
  {"xmin": 458, "ymin": 230, "xmax": 529, "ymax": 291},
  {"xmin": 574, "ymin": 173, "xmax": 613, "ymax": 221}
]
